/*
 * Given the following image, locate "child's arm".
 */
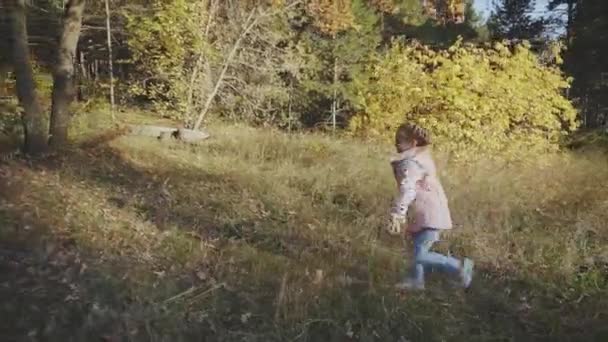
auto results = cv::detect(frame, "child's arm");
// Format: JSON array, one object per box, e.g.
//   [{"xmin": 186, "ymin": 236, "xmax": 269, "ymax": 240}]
[
  {"xmin": 387, "ymin": 159, "xmax": 424, "ymax": 235},
  {"xmin": 392, "ymin": 159, "xmax": 423, "ymax": 216}
]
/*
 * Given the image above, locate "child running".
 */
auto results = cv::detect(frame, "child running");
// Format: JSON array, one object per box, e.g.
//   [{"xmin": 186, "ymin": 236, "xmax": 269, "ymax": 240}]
[{"xmin": 387, "ymin": 123, "xmax": 474, "ymax": 290}]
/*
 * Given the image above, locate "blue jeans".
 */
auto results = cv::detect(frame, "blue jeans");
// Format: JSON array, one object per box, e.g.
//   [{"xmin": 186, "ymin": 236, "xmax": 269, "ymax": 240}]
[{"xmin": 410, "ymin": 228, "xmax": 461, "ymax": 284}]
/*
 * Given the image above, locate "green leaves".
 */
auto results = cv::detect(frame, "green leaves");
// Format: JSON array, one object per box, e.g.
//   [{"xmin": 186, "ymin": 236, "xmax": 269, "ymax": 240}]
[{"xmin": 124, "ymin": 0, "xmax": 202, "ymax": 118}]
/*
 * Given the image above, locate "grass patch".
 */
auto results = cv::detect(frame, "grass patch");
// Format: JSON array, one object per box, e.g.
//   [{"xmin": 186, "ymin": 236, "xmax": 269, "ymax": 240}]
[{"xmin": 1, "ymin": 112, "xmax": 607, "ymax": 341}]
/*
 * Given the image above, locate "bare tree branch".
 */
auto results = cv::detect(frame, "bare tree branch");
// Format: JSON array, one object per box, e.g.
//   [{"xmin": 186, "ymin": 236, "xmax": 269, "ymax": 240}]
[{"xmin": 192, "ymin": 0, "xmax": 302, "ymax": 129}]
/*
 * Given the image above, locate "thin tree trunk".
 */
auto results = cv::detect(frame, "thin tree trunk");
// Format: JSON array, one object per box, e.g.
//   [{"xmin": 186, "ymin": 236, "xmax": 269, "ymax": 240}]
[
  {"xmin": 185, "ymin": 0, "xmax": 217, "ymax": 125},
  {"xmin": 104, "ymin": 0, "xmax": 115, "ymax": 114},
  {"xmin": 7, "ymin": 0, "xmax": 47, "ymax": 154},
  {"xmin": 81, "ymin": 52, "xmax": 87, "ymax": 78},
  {"xmin": 185, "ymin": 58, "xmax": 201, "ymax": 125},
  {"xmin": 49, "ymin": 0, "xmax": 86, "ymax": 147},
  {"xmin": 331, "ymin": 57, "xmax": 338, "ymax": 132},
  {"xmin": 77, "ymin": 50, "xmax": 86, "ymax": 101},
  {"xmin": 287, "ymin": 83, "xmax": 292, "ymax": 132}
]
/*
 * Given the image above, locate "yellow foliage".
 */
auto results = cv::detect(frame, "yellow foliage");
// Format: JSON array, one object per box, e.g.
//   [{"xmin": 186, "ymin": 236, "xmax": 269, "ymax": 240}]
[
  {"xmin": 350, "ymin": 39, "xmax": 579, "ymax": 154},
  {"xmin": 368, "ymin": 0, "xmax": 398, "ymax": 13},
  {"xmin": 307, "ymin": 0, "xmax": 356, "ymax": 36}
]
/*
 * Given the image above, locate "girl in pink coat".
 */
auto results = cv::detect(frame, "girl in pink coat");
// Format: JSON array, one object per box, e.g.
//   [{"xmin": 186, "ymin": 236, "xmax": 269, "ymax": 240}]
[{"xmin": 387, "ymin": 123, "xmax": 474, "ymax": 290}]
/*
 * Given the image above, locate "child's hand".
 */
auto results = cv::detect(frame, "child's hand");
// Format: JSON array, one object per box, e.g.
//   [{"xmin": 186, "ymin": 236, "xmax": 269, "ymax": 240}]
[{"xmin": 386, "ymin": 214, "xmax": 406, "ymax": 236}]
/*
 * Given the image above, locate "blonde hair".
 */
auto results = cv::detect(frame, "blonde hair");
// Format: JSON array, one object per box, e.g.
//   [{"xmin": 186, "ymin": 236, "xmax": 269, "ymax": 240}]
[{"xmin": 395, "ymin": 123, "xmax": 431, "ymax": 147}]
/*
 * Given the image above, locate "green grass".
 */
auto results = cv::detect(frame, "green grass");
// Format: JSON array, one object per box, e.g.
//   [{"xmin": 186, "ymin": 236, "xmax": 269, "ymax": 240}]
[{"xmin": 1, "ymin": 111, "xmax": 607, "ymax": 341}]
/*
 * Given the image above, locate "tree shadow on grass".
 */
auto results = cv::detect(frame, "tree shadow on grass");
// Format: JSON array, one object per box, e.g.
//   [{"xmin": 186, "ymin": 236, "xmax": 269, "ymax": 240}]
[
  {"xmin": 0, "ymin": 174, "xmax": 274, "ymax": 341},
  {"xmin": 0, "ymin": 237, "xmax": 125, "ymax": 341},
  {"xmin": 40, "ymin": 141, "xmax": 339, "ymax": 265}
]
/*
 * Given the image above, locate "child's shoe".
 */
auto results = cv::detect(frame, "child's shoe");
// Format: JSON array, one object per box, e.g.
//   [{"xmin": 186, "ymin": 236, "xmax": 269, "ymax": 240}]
[{"xmin": 460, "ymin": 258, "xmax": 474, "ymax": 289}]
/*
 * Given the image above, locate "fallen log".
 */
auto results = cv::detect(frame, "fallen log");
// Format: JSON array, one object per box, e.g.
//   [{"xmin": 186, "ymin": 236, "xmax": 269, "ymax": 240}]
[
  {"xmin": 127, "ymin": 125, "xmax": 176, "ymax": 138},
  {"xmin": 174, "ymin": 128, "xmax": 210, "ymax": 143}
]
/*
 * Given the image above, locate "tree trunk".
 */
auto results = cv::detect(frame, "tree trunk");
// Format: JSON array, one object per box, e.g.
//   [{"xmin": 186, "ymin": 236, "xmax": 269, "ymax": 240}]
[
  {"xmin": 94, "ymin": 60, "xmax": 99, "ymax": 81},
  {"xmin": 331, "ymin": 57, "xmax": 338, "ymax": 132},
  {"xmin": 104, "ymin": 0, "xmax": 115, "ymax": 114},
  {"xmin": 566, "ymin": 0, "xmax": 575, "ymax": 46},
  {"xmin": 7, "ymin": 0, "xmax": 47, "ymax": 154},
  {"xmin": 49, "ymin": 0, "xmax": 86, "ymax": 148},
  {"xmin": 185, "ymin": 0, "xmax": 217, "ymax": 126}
]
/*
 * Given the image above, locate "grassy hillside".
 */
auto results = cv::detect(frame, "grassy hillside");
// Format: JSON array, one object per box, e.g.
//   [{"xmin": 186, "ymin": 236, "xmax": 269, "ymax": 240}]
[{"xmin": 1, "ymin": 112, "xmax": 607, "ymax": 341}]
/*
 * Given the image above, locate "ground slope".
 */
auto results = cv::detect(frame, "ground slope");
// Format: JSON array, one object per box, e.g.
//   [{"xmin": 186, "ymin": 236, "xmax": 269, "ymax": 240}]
[{"xmin": 1, "ymin": 117, "xmax": 607, "ymax": 341}]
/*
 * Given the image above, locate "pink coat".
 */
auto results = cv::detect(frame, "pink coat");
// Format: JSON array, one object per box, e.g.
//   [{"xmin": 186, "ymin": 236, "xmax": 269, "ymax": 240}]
[{"xmin": 390, "ymin": 146, "xmax": 453, "ymax": 233}]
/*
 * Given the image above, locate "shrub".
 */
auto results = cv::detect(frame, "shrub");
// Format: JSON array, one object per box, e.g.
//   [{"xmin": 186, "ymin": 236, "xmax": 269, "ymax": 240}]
[
  {"xmin": 350, "ymin": 39, "xmax": 579, "ymax": 154},
  {"xmin": 124, "ymin": 0, "xmax": 207, "ymax": 119}
]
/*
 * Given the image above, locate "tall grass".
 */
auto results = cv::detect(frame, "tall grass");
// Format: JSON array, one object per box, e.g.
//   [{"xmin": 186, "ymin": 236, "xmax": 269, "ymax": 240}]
[{"xmin": 1, "ymin": 119, "xmax": 607, "ymax": 341}]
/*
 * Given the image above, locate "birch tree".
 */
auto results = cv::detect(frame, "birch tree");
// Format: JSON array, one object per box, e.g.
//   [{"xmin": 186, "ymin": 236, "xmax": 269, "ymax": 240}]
[{"xmin": 49, "ymin": 0, "xmax": 86, "ymax": 147}]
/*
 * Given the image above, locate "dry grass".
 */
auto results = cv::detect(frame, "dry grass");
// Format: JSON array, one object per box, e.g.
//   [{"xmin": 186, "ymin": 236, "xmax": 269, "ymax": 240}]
[{"xmin": 1, "ymin": 113, "xmax": 607, "ymax": 341}]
